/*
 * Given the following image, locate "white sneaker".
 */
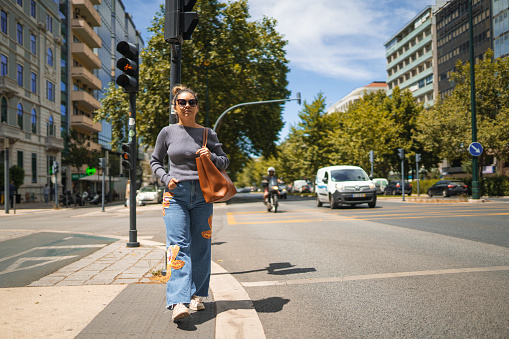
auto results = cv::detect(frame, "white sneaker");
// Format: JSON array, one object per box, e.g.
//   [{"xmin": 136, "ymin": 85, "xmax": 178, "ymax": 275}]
[
  {"xmin": 172, "ymin": 303, "xmax": 190, "ymax": 321},
  {"xmin": 189, "ymin": 295, "xmax": 205, "ymax": 311}
]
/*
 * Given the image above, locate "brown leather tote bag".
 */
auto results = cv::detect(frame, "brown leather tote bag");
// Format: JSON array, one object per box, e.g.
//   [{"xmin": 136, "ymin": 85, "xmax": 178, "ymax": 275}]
[{"xmin": 196, "ymin": 128, "xmax": 237, "ymax": 203}]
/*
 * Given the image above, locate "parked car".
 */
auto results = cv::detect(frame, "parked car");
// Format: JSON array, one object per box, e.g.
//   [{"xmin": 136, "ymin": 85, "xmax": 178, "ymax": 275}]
[
  {"xmin": 427, "ymin": 180, "xmax": 468, "ymax": 197},
  {"xmin": 315, "ymin": 165, "xmax": 377, "ymax": 208},
  {"xmin": 136, "ymin": 185, "xmax": 163, "ymax": 205},
  {"xmin": 384, "ymin": 180, "xmax": 412, "ymax": 196},
  {"xmin": 372, "ymin": 178, "xmax": 389, "ymax": 194},
  {"xmin": 279, "ymin": 184, "xmax": 288, "ymax": 199}
]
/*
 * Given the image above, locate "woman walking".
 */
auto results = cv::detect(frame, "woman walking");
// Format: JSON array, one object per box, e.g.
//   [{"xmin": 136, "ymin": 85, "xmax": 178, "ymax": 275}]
[{"xmin": 150, "ymin": 84, "xmax": 230, "ymax": 321}]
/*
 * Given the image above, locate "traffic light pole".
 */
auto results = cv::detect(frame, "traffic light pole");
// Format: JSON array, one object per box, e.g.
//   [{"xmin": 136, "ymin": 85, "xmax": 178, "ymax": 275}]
[
  {"xmin": 127, "ymin": 92, "xmax": 140, "ymax": 248},
  {"xmin": 169, "ymin": 44, "xmax": 181, "ymax": 125}
]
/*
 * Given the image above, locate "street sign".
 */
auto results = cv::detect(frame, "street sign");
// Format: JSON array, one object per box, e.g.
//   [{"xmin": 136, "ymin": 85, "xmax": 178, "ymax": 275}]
[{"xmin": 469, "ymin": 142, "xmax": 483, "ymax": 157}]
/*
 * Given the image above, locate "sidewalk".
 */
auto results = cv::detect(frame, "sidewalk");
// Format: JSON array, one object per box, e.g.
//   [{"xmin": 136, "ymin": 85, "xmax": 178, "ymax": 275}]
[{"xmin": 0, "ymin": 233, "xmax": 265, "ymax": 338}]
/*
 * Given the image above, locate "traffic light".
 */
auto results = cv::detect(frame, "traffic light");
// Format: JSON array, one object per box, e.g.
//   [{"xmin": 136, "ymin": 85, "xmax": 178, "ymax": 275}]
[
  {"xmin": 116, "ymin": 41, "xmax": 139, "ymax": 93},
  {"xmin": 416, "ymin": 153, "xmax": 421, "ymax": 162},
  {"xmin": 164, "ymin": 0, "xmax": 199, "ymax": 44},
  {"xmin": 99, "ymin": 158, "xmax": 106, "ymax": 169},
  {"xmin": 398, "ymin": 148, "xmax": 405, "ymax": 159},
  {"xmin": 52, "ymin": 161, "xmax": 59, "ymax": 174},
  {"xmin": 121, "ymin": 143, "xmax": 133, "ymax": 170}
]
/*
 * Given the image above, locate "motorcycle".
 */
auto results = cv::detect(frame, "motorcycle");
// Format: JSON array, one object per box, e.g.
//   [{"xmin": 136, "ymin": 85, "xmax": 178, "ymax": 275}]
[
  {"xmin": 59, "ymin": 190, "xmax": 75, "ymax": 207},
  {"xmin": 88, "ymin": 192, "xmax": 101, "ymax": 205},
  {"xmin": 264, "ymin": 176, "xmax": 280, "ymax": 213}
]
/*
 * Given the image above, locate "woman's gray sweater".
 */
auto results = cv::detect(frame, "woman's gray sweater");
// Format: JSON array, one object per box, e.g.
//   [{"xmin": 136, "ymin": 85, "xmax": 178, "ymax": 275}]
[{"xmin": 150, "ymin": 125, "xmax": 230, "ymax": 188}]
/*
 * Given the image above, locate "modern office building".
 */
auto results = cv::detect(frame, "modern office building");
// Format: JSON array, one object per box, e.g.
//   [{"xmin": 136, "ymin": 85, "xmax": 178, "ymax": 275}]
[
  {"xmin": 384, "ymin": 4, "xmax": 448, "ymax": 108},
  {"xmin": 435, "ymin": 0, "xmax": 492, "ymax": 97},
  {"xmin": 327, "ymin": 81, "xmax": 388, "ymax": 114},
  {"xmin": 0, "ymin": 0, "xmax": 63, "ymax": 202},
  {"xmin": 493, "ymin": 0, "xmax": 509, "ymax": 58}
]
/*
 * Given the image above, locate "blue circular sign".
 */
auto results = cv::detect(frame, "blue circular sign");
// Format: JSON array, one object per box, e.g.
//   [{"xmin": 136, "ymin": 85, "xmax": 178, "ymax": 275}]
[{"xmin": 468, "ymin": 142, "xmax": 483, "ymax": 157}]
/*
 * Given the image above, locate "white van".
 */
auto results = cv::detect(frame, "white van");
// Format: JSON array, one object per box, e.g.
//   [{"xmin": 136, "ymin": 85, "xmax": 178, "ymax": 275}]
[{"xmin": 315, "ymin": 165, "xmax": 377, "ymax": 208}]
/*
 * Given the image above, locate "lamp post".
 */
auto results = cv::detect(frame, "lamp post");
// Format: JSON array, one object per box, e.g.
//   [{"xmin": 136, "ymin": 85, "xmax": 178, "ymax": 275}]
[
  {"xmin": 468, "ymin": 0, "xmax": 480, "ymax": 199},
  {"xmin": 194, "ymin": 59, "xmax": 248, "ymax": 127},
  {"xmin": 213, "ymin": 93, "xmax": 302, "ymax": 133}
]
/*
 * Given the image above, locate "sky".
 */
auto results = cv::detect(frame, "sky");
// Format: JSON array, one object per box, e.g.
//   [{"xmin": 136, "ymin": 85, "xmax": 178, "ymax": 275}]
[{"xmin": 121, "ymin": 0, "xmax": 436, "ymax": 141}]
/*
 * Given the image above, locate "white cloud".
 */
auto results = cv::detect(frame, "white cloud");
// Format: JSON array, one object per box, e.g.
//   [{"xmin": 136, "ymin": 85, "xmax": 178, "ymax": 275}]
[{"xmin": 247, "ymin": 0, "xmax": 436, "ymax": 80}]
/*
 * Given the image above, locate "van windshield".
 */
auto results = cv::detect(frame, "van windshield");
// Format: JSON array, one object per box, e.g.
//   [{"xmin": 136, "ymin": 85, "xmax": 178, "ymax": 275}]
[{"xmin": 331, "ymin": 169, "xmax": 369, "ymax": 182}]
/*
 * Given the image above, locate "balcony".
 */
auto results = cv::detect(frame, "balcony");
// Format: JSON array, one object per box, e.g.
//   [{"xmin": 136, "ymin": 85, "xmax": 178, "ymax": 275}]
[
  {"xmin": 44, "ymin": 136, "xmax": 64, "ymax": 152},
  {"xmin": 71, "ymin": 18, "xmax": 101, "ymax": 48},
  {"xmin": 0, "ymin": 76, "xmax": 20, "ymax": 98},
  {"xmin": 72, "ymin": 43, "xmax": 101, "ymax": 69},
  {"xmin": 72, "ymin": 0, "xmax": 101, "ymax": 27},
  {"xmin": 71, "ymin": 113, "xmax": 102, "ymax": 133},
  {"xmin": 0, "ymin": 123, "xmax": 23, "ymax": 143},
  {"xmin": 87, "ymin": 140, "xmax": 102, "ymax": 152},
  {"xmin": 72, "ymin": 67, "xmax": 102, "ymax": 90},
  {"xmin": 71, "ymin": 90, "xmax": 101, "ymax": 112}
]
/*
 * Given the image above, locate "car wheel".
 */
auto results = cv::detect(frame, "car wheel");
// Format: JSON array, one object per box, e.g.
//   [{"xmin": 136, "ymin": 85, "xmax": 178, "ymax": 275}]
[
  {"xmin": 392, "ymin": 189, "xmax": 396, "ymax": 195},
  {"xmin": 316, "ymin": 194, "xmax": 323, "ymax": 207},
  {"xmin": 329, "ymin": 195, "xmax": 336, "ymax": 209},
  {"xmin": 428, "ymin": 190, "xmax": 433, "ymax": 197},
  {"xmin": 368, "ymin": 200, "xmax": 376, "ymax": 208},
  {"xmin": 442, "ymin": 189, "xmax": 449, "ymax": 197}
]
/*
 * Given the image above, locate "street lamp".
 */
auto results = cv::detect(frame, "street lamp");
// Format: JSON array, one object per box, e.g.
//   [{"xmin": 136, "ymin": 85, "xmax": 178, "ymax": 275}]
[{"xmin": 193, "ymin": 59, "xmax": 248, "ymax": 127}]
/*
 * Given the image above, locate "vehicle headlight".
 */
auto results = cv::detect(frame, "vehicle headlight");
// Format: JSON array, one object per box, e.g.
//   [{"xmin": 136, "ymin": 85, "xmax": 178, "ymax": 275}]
[
  {"xmin": 336, "ymin": 184, "xmax": 344, "ymax": 190},
  {"xmin": 369, "ymin": 183, "xmax": 375, "ymax": 189},
  {"xmin": 272, "ymin": 186, "xmax": 278, "ymax": 190}
]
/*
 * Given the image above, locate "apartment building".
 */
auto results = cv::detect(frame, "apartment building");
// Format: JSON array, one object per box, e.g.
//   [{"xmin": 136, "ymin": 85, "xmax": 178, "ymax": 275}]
[
  {"xmin": 384, "ymin": 4, "xmax": 447, "ymax": 108},
  {"xmin": 327, "ymin": 81, "xmax": 388, "ymax": 114},
  {"xmin": 0, "ymin": 0, "xmax": 63, "ymax": 201},
  {"xmin": 435, "ymin": 0, "xmax": 492, "ymax": 97},
  {"xmin": 0, "ymin": 0, "xmax": 143, "ymax": 202}
]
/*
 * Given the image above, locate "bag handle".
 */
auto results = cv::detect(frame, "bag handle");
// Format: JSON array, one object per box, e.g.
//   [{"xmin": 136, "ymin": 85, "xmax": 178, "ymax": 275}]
[{"xmin": 202, "ymin": 128, "xmax": 208, "ymax": 148}]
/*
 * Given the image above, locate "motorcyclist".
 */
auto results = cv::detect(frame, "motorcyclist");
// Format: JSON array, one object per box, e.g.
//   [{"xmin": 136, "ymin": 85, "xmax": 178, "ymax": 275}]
[{"xmin": 262, "ymin": 167, "xmax": 282, "ymax": 204}]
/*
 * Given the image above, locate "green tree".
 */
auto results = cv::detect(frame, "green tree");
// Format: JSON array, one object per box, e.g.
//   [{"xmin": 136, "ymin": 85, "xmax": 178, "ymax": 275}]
[
  {"xmin": 0, "ymin": 165, "xmax": 25, "ymax": 190},
  {"xmin": 96, "ymin": 0, "xmax": 290, "ymax": 178},
  {"xmin": 416, "ymin": 50, "xmax": 509, "ymax": 174},
  {"xmin": 61, "ymin": 129, "xmax": 102, "ymax": 191}
]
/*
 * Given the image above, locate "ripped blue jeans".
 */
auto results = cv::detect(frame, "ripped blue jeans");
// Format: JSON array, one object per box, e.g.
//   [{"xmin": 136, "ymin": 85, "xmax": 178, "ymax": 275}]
[{"xmin": 162, "ymin": 180, "xmax": 213, "ymax": 308}]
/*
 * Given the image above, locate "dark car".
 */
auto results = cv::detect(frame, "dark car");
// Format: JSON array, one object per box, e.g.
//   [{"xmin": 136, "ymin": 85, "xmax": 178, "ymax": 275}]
[
  {"xmin": 384, "ymin": 180, "xmax": 412, "ymax": 196},
  {"xmin": 427, "ymin": 180, "xmax": 468, "ymax": 197}
]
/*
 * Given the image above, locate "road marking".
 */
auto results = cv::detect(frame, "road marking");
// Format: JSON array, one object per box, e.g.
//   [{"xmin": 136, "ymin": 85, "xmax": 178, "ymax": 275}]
[
  {"xmin": 0, "ymin": 256, "xmax": 78, "ymax": 275},
  {"xmin": 241, "ymin": 266, "xmax": 509, "ymax": 287},
  {"xmin": 0, "ymin": 244, "xmax": 106, "ymax": 263}
]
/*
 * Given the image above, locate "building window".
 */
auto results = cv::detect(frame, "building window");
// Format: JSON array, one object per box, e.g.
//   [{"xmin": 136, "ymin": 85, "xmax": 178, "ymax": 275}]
[
  {"xmin": 17, "ymin": 151, "xmax": 23, "ymax": 168},
  {"xmin": 17, "ymin": 23, "xmax": 23, "ymax": 45},
  {"xmin": 47, "ymin": 81, "xmax": 54, "ymax": 101},
  {"xmin": 31, "ymin": 108, "xmax": 36, "ymax": 133},
  {"xmin": 48, "ymin": 115, "xmax": 54, "ymax": 136},
  {"xmin": 17, "ymin": 0, "xmax": 23, "ymax": 6},
  {"xmin": 17, "ymin": 103, "xmax": 23, "ymax": 129},
  {"xmin": 30, "ymin": 34, "xmax": 36, "ymax": 54},
  {"xmin": 17, "ymin": 64, "xmax": 23, "ymax": 87},
  {"xmin": 47, "ymin": 48, "xmax": 53, "ymax": 66},
  {"xmin": 32, "ymin": 153, "xmax": 37, "ymax": 183},
  {"xmin": 1, "ymin": 10, "xmax": 7, "ymax": 34},
  {"xmin": 31, "ymin": 72, "xmax": 36, "ymax": 93},
  {"xmin": 46, "ymin": 15, "xmax": 52, "ymax": 33},
  {"xmin": 1, "ymin": 54, "xmax": 7, "ymax": 76},
  {"xmin": 31, "ymin": 1, "xmax": 36, "ymax": 18},
  {"xmin": 1, "ymin": 97, "xmax": 7, "ymax": 123}
]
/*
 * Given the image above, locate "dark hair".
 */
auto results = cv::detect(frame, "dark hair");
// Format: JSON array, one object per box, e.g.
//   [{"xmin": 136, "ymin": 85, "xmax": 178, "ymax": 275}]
[{"xmin": 172, "ymin": 84, "xmax": 198, "ymax": 105}]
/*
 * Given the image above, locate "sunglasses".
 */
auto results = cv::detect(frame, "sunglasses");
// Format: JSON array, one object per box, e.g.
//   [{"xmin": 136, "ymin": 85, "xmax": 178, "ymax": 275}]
[{"xmin": 176, "ymin": 99, "xmax": 198, "ymax": 107}]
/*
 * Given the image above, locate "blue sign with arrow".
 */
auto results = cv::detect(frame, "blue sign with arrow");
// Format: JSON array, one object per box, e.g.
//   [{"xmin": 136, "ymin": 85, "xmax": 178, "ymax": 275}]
[{"xmin": 468, "ymin": 142, "xmax": 483, "ymax": 157}]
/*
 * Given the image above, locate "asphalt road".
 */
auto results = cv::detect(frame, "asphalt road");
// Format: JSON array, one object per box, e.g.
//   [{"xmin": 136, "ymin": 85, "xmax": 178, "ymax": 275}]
[{"xmin": 212, "ymin": 194, "xmax": 509, "ymax": 338}]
